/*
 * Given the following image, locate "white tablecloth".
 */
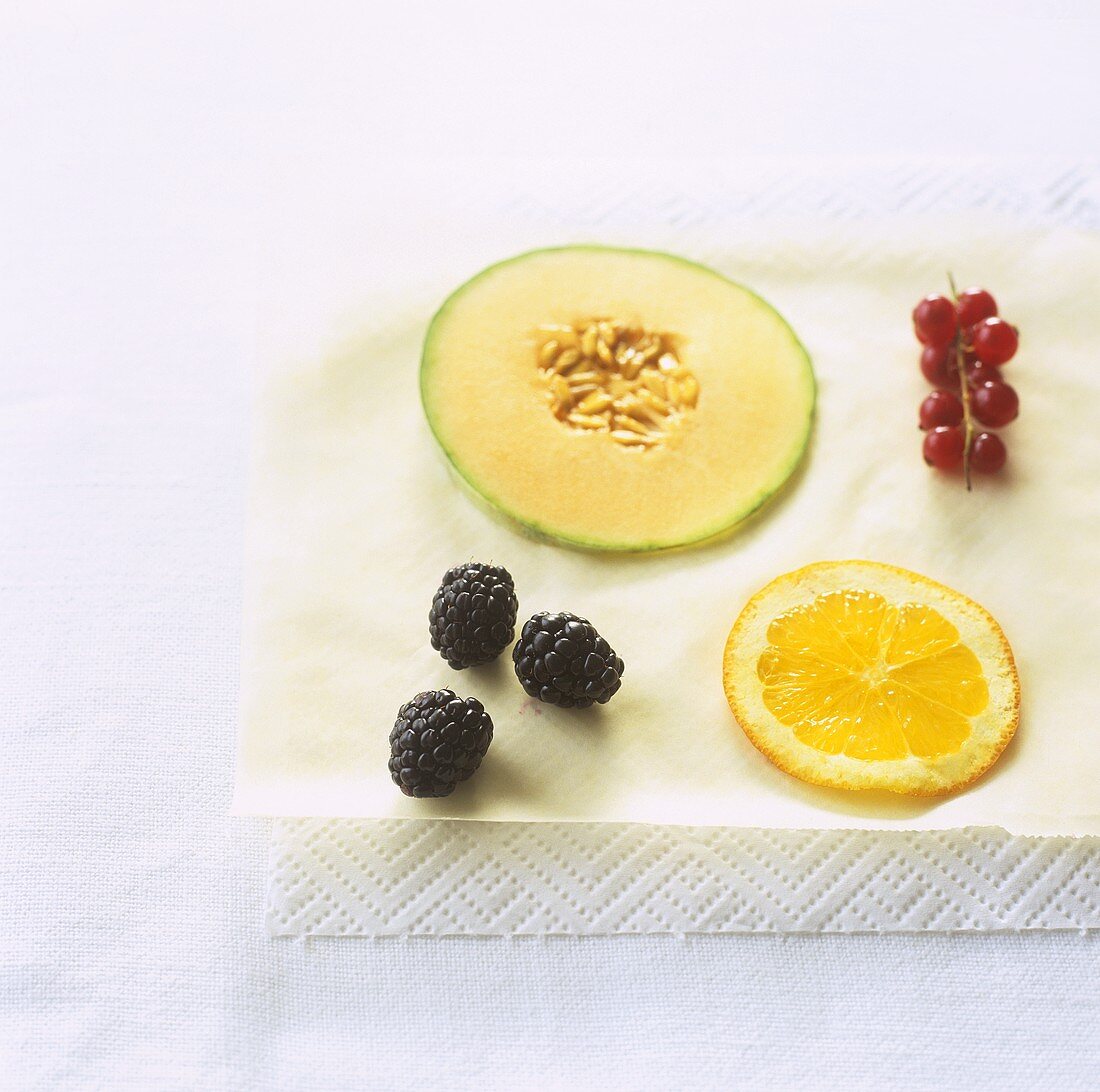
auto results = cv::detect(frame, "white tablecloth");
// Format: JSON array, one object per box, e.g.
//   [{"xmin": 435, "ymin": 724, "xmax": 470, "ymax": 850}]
[{"xmin": 4, "ymin": 4, "xmax": 1099, "ymax": 1088}]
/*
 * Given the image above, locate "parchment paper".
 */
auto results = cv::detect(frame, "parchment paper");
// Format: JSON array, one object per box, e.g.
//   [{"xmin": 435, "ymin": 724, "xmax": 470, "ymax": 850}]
[{"xmin": 235, "ymin": 218, "xmax": 1100, "ymax": 834}]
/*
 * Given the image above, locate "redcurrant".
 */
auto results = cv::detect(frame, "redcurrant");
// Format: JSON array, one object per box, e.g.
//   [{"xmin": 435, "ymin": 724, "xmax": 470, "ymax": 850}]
[
  {"xmin": 970, "ymin": 432, "xmax": 1007, "ymax": 473},
  {"xmin": 919, "ymin": 390, "xmax": 964, "ymax": 430},
  {"xmin": 956, "ymin": 287, "xmax": 997, "ymax": 328},
  {"xmin": 965, "ymin": 360, "xmax": 1003, "ymax": 388},
  {"xmin": 971, "ymin": 382, "xmax": 1019, "ymax": 428},
  {"xmin": 972, "ymin": 317, "xmax": 1018, "ymax": 366},
  {"xmin": 920, "ymin": 344, "xmax": 960, "ymax": 389},
  {"xmin": 913, "ymin": 295, "xmax": 958, "ymax": 348},
  {"xmin": 923, "ymin": 426, "xmax": 965, "ymax": 469}
]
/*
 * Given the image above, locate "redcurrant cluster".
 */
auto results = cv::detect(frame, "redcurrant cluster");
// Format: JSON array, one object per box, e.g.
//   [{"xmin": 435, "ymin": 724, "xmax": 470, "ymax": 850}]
[{"xmin": 913, "ymin": 284, "xmax": 1019, "ymax": 486}]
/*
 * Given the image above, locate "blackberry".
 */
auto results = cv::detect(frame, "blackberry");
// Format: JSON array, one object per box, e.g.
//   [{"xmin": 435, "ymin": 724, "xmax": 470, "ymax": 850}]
[
  {"xmin": 388, "ymin": 690, "xmax": 493, "ymax": 798},
  {"xmin": 429, "ymin": 563, "xmax": 518, "ymax": 669},
  {"xmin": 512, "ymin": 611, "xmax": 624, "ymax": 708}
]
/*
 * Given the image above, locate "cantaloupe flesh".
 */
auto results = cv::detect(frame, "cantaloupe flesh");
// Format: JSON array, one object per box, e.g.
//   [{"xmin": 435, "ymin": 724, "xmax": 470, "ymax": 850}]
[{"xmin": 421, "ymin": 247, "xmax": 815, "ymax": 551}]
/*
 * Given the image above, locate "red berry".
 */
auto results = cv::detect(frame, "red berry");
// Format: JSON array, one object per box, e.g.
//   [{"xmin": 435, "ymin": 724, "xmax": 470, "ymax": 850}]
[
  {"xmin": 913, "ymin": 294, "xmax": 959, "ymax": 348},
  {"xmin": 965, "ymin": 359, "xmax": 1003, "ymax": 388},
  {"xmin": 919, "ymin": 390, "xmax": 963, "ymax": 430},
  {"xmin": 956, "ymin": 287, "xmax": 998, "ymax": 328},
  {"xmin": 971, "ymin": 382, "xmax": 1019, "ymax": 428},
  {"xmin": 970, "ymin": 431, "xmax": 1007, "ymax": 473},
  {"xmin": 972, "ymin": 317, "xmax": 1018, "ymax": 366},
  {"xmin": 923, "ymin": 426, "xmax": 965, "ymax": 469},
  {"xmin": 920, "ymin": 344, "xmax": 960, "ymax": 389}
]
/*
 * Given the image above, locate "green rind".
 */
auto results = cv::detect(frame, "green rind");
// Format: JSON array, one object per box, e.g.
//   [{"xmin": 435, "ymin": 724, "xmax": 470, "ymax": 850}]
[{"xmin": 420, "ymin": 245, "xmax": 816, "ymax": 553}]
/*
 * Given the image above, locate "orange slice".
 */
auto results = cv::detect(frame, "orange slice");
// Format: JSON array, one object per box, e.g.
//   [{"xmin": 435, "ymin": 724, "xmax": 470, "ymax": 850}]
[{"xmin": 723, "ymin": 561, "xmax": 1020, "ymax": 796}]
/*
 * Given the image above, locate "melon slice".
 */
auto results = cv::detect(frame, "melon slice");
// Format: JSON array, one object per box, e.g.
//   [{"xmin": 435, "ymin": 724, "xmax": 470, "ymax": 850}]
[{"xmin": 421, "ymin": 246, "xmax": 814, "ymax": 551}]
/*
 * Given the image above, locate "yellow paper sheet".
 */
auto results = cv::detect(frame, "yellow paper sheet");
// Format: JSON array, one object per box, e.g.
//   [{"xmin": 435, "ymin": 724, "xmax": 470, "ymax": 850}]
[{"xmin": 235, "ymin": 220, "xmax": 1100, "ymax": 834}]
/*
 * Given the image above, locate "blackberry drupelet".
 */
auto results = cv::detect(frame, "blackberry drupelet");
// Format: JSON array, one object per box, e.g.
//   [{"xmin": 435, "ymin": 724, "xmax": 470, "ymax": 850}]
[
  {"xmin": 388, "ymin": 690, "xmax": 493, "ymax": 798},
  {"xmin": 429, "ymin": 562, "xmax": 518, "ymax": 669},
  {"xmin": 512, "ymin": 611, "xmax": 624, "ymax": 708}
]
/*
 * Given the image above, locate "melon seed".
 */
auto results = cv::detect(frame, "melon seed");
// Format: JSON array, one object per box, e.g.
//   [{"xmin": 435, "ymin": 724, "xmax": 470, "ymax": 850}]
[
  {"xmin": 610, "ymin": 429, "xmax": 656, "ymax": 447},
  {"xmin": 622, "ymin": 397, "xmax": 665, "ymax": 423},
  {"xmin": 612, "ymin": 415, "xmax": 651, "ymax": 436},
  {"xmin": 577, "ymin": 390, "xmax": 613, "ymax": 414},
  {"xmin": 551, "ymin": 376, "xmax": 573, "ymax": 405},
  {"xmin": 580, "ymin": 325, "xmax": 598, "ymax": 358},
  {"xmin": 538, "ymin": 339, "xmax": 561, "ymax": 367},
  {"xmin": 567, "ymin": 412, "xmax": 609, "ymax": 430},
  {"xmin": 553, "ymin": 348, "xmax": 583, "ymax": 374}
]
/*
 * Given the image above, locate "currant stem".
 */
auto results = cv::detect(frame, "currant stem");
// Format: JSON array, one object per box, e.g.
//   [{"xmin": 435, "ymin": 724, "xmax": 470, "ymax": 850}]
[
  {"xmin": 953, "ymin": 335, "xmax": 974, "ymax": 491},
  {"xmin": 947, "ymin": 273, "xmax": 974, "ymax": 490}
]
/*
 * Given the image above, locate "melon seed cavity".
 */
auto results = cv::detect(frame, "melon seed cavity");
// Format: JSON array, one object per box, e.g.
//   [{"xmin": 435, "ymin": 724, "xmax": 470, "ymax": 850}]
[{"xmin": 535, "ymin": 319, "xmax": 698, "ymax": 448}]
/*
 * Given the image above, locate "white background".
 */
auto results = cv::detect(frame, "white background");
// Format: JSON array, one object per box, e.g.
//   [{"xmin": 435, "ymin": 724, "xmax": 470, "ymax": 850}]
[{"xmin": 3, "ymin": 3, "xmax": 1100, "ymax": 1089}]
